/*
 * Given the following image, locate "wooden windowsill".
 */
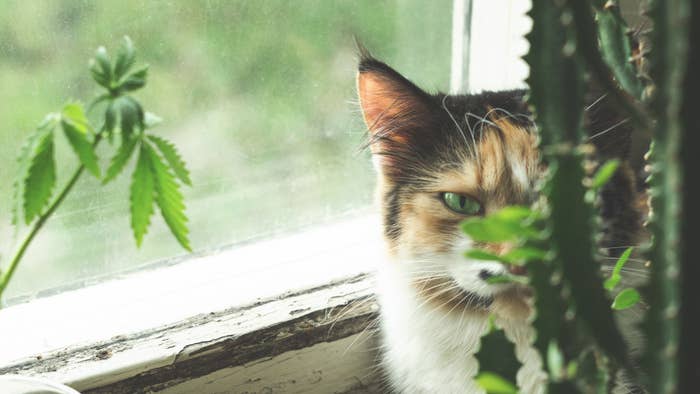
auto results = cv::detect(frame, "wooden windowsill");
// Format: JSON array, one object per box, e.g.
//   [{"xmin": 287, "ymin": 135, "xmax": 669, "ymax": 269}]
[{"xmin": 0, "ymin": 216, "xmax": 384, "ymax": 393}]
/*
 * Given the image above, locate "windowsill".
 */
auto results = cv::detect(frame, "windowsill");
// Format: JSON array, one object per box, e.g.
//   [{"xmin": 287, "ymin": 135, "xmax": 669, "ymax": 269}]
[{"xmin": 0, "ymin": 215, "xmax": 383, "ymax": 392}]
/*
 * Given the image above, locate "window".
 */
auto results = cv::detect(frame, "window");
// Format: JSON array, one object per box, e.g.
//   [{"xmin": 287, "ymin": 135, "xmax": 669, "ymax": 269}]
[{"xmin": 0, "ymin": 1, "xmax": 452, "ymax": 302}]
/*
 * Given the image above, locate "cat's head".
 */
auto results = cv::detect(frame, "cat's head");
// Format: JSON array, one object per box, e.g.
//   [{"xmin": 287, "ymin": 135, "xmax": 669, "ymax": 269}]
[
  {"xmin": 357, "ymin": 53, "xmax": 636, "ymax": 311},
  {"xmin": 357, "ymin": 54, "xmax": 538, "ymax": 308}
]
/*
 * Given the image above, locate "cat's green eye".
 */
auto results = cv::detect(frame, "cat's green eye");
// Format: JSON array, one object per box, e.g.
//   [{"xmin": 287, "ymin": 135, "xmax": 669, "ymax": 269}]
[{"xmin": 441, "ymin": 192, "xmax": 482, "ymax": 215}]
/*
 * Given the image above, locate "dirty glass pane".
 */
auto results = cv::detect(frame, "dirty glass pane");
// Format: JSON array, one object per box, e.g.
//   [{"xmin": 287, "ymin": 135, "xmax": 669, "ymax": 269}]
[{"xmin": 0, "ymin": 0, "xmax": 452, "ymax": 302}]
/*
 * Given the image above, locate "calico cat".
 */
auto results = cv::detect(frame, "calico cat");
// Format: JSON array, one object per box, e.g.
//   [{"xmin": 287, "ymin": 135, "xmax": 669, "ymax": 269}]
[{"xmin": 356, "ymin": 50, "xmax": 643, "ymax": 393}]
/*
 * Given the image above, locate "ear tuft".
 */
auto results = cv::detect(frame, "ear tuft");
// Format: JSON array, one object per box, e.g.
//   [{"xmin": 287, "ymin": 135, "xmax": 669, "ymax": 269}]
[
  {"xmin": 356, "ymin": 56, "xmax": 434, "ymax": 145},
  {"xmin": 356, "ymin": 54, "xmax": 437, "ymax": 180}
]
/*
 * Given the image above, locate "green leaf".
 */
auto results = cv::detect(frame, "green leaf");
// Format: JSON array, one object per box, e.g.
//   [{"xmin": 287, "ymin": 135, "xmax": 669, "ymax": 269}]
[
  {"xmin": 119, "ymin": 65, "xmax": 148, "ymax": 92},
  {"xmin": 461, "ymin": 220, "xmax": 515, "ymax": 243},
  {"xmin": 103, "ymin": 136, "xmax": 138, "ymax": 184},
  {"xmin": 87, "ymin": 93, "xmax": 111, "ymax": 114},
  {"xmin": 104, "ymin": 101, "xmax": 117, "ymax": 134},
  {"xmin": 603, "ymin": 247, "xmax": 633, "ymax": 291},
  {"xmin": 474, "ymin": 372, "xmax": 518, "ymax": 394},
  {"xmin": 117, "ymin": 96, "xmax": 144, "ymax": 137},
  {"xmin": 611, "ymin": 288, "xmax": 640, "ymax": 310},
  {"xmin": 491, "ymin": 205, "xmax": 537, "ymax": 222},
  {"xmin": 591, "ymin": 159, "xmax": 620, "ymax": 190},
  {"xmin": 145, "ymin": 143, "xmax": 191, "ymax": 251},
  {"xmin": 61, "ymin": 103, "xmax": 91, "ymax": 132},
  {"xmin": 148, "ymin": 135, "xmax": 192, "ymax": 185},
  {"xmin": 462, "ymin": 217, "xmax": 539, "ymax": 243},
  {"xmin": 461, "ymin": 205, "xmax": 541, "ymax": 243},
  {"xmin": 113, "ymin": 36, "xmax": 136, "ymax": 80},
  {"xmin": 502, "ymin": 247, "xmax": 548, "ymax": 264},
  {"xmin": 12, "ymin": 125, "xmax": 54, "ymax": 226},
  {"xmin": 130, "ymin": 145, "xmax": 156, "ymax": 246},
  {"xmin": 23, "ymin": 130, "xmax": 57, "ymax": 223},
  {"xmin": 61, "ymin": 104, "xmax": 100, "ymax": 177},
  {"xmin": 547, "ymin": 341, "xmax": 564, "ymax": 381},
  {"xmin": 465, "ymin": 249, "xmax": 501, "ymax": 261},
  {"xmin": 90, "ymin": 46, "xmax": 112, "ymax": 88}
]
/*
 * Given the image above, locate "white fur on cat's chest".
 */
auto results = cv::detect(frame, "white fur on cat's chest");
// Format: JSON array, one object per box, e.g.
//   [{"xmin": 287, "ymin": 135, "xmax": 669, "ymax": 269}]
[{"xmin": 376, "ymin": 259, "xmax": 546, "ymax": 394}]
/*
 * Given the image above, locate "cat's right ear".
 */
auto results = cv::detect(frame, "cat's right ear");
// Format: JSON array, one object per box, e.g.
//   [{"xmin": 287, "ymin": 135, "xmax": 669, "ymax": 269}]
[{"xmin": 356, "ymin": 53, "xmax": 435, "ymax": 175}]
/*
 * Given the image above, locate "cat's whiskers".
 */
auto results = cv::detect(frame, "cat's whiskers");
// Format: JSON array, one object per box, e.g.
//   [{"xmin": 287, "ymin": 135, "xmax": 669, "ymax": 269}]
[
  {"xmin": 599, "ymin": 245, "xmax": 641, "ymax": 250},
  {"xmin": 441, "ymin": 94, "xmax": 479, "ymax": 164},
  {"xmin": 341, "ymin": 313, "xmax": 381, "ymax": 356},
  {"xmin": 584, "ymin": 93, "xmax": 608, "ymax": 111},
  {"xmin": 413, "ymin": 281, "xmax": 462, "ymax": 312},
  {"xmin": 588, "ymin": 117, "xmax": 631, "ymax": 140},
  {"xmin": 423, "ymin": 284, "xmax": 466, "ymax": 320},
  {"xmin": 328, "ymin": 295, "xmax": 377, "ymax": 334}
]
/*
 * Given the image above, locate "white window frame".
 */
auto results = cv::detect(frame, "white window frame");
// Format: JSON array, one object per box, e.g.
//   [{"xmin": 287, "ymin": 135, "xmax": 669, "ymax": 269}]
[{"xmin": 0, "ymin": 2, "xmax": 531, "ymax": 392}]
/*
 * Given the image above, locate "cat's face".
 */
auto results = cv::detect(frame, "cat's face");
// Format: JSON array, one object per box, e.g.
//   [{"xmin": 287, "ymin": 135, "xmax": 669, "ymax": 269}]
[{"xmin": 358, "ymin": 55, "xmax": 540, "ymax": 309}]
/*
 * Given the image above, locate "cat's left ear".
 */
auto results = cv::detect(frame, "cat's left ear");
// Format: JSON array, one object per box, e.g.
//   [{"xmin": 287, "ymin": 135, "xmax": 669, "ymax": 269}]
[{"xmin": 356, "ymin": 54, "xmax": 436, "ymax": 174}]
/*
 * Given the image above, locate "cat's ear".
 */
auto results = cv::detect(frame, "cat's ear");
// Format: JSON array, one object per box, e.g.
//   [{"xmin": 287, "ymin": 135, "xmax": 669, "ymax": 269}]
[{"xmin": 356, "ymin": 54, "xmax": 436, "ymax": 174}]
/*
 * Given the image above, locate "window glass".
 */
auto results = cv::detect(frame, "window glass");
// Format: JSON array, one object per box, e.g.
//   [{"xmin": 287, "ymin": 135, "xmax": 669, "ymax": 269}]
[{"xmin": 0, "ymin": 0, "xmax": 452, "ymax": 302}]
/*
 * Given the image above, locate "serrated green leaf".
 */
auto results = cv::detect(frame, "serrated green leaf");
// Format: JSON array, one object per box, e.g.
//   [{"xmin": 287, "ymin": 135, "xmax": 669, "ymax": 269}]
[
  {"xmin": 114, "ymin": 36, "xmax": 135, "ymax": 80},
  {"xmin": 23, "ymin": 130, "xmax": 56, "ymax": 224},
  {"xmin": 591, "ymin": 159, "xmax": 620, "ymax": 190},
  {"xmin": 611, "ymin": 288, "xmax": 640, "ymax": 310},
  {"xmin": 603, "ymin": 247, "xmax": 633, "ymax": 291},
  {"xmin": 61, "ymin": 103, "xmax": 91, "ymax": 132},
  {"xmin": 474, "ymin": 372, "xmax": 518, "ymax": 394},
  {"xmin": 147, "ymin": 135, "xmax": 191, "ymax": 186},
  {"xmin": 61, "ymin": 103, "xmax": 100, "ymax": 177},
  {"xmin": 62, "ymin": 119, "xmax": 100, "ymax": 177},
  {"xmin": 103, "ymin": 136, "xmax": 138, "ymax": 184},
  {"xmin": 145, "ymin": 143, "xmax": 191, "ymax": 251},
  {"xmin": 465, "ymin": 249, "xmax": 501, "ymax": 261},
  {"xmin": 131, "ymin": 145, "xmax": 155, "ymax": 246},
  {"xmin": 13, "ymin": 128, "xmax": 49, "ymax": 226}
]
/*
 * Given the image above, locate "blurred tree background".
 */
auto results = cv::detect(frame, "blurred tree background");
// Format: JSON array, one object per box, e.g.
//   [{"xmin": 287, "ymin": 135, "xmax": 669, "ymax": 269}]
[{"xmin": 0, "ymin": 0, "xmax": 451, "ymax": 300}]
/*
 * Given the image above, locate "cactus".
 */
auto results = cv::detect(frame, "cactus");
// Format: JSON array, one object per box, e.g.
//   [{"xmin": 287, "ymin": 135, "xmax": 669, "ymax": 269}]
[
  {"xmin": 642, "ymin": 0, "xmax": 690, "ymax": 392},
  {"xmin": 678, "ymin": 3, "xmax": 698, "ymax": 393},
  {"xmin": 525, "ymin": 0, "xmax": 630, "ymax": 380},
  {"xmin": 472, "ymin": 0, "xmax": 695, "ymax": 391},
  {"xmin": 592, "ymin": 0, "xmax": 643, "ymax": 99}
]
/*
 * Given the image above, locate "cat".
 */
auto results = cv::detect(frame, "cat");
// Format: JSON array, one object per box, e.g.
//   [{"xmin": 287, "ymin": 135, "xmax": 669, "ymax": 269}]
[{"xmin": 356, "ymin": 49, "xmax": 644, "ymax": 394}]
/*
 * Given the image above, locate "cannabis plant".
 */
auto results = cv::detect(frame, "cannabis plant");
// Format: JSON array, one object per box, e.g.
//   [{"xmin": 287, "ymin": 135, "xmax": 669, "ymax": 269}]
[{"xmin": 0, "ymin": 37, "xmax": 192, "ymax": 304}]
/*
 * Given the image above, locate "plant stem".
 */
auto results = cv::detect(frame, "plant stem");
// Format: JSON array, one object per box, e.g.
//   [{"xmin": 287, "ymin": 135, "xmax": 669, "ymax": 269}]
[{"xmin": 0, "ymin": 135, "xmax": 102, "ymax": 304}]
